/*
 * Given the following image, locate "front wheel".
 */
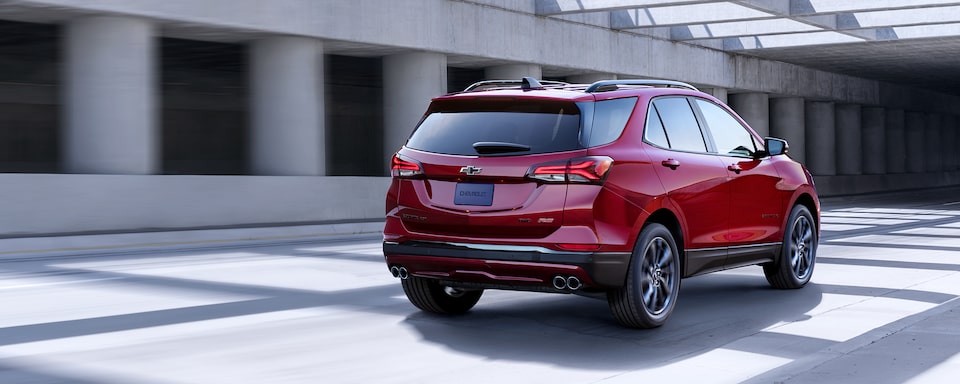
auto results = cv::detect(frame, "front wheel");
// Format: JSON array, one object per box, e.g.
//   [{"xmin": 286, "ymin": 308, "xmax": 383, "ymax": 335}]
[
  {"xmin": 764, "ymin": 204, "xmax": 817, "ymax": 289},
  {"xmin": 608, "ymin": 223, "xmax": 681, "ymax": 329},
  {"xmin": 401, "ymin": 276, "xmax": 483, "ymax": 315}
]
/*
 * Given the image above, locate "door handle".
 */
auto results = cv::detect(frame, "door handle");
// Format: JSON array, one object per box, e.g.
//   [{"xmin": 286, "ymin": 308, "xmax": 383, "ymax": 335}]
[
  {"xmin": 727, "ymin": 164, "xmax": 742, "ymax": 174},
  {"xmin": 661, "ymin": 159, "xmax": 680, "ymax": 170}
]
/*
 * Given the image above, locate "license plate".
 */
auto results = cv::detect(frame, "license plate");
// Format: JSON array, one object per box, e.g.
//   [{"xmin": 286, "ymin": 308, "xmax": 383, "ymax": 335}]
[{"xmin": 454, "ymin": 183, "xmax": 494, "ymax": 206}]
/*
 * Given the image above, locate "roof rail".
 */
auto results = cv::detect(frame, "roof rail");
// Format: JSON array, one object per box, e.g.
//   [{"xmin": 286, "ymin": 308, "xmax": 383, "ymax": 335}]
[
  {"xmin": 585, "ymin": 79, "xmax": 699, "ymax": 93},
  {"xmin": 464, "ymin": 78, "xmax": 570, "ymax": 92}
]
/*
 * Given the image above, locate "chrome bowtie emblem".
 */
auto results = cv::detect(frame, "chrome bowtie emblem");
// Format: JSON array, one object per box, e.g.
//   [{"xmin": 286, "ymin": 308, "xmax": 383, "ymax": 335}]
[{"xmin": 460, "ymin": 166, "xmax": 482, "ymax": 175}]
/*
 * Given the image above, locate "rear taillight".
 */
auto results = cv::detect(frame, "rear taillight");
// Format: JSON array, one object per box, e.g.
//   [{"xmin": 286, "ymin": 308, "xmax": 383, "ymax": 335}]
[
  {"xmin": 526, "ymin": 156, "xmax": 613, "ymax": 184},
  {"xmin": 391, "ymin": 154, "xmax": 423, "ymax": 178}
]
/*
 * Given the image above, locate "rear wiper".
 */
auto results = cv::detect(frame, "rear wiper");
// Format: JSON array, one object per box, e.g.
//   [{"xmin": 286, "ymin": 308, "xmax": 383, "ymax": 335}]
[{"xmin": 472, "ymin": 141, "xmax": 531, "ymax": 154}]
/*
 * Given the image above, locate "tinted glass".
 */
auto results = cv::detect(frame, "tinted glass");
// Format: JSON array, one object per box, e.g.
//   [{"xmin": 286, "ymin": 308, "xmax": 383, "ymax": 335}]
[
  {"xmin": 407, "ymin": 99, "xmax": 582, "ymax": 156},
  {"xmin": 587, "ymin": 97, "xmax": 637, "ymax": 147},
  {"xmin": 695, "ymin": 99, "xmax": 757, "ymax": 157},
  {"xmin": 644, "ymin": 105, "xmax": 669, "ymax": 148},
  {"xmin": 653, "ymin": 97, "xmax": 707, "ymax": 152}
]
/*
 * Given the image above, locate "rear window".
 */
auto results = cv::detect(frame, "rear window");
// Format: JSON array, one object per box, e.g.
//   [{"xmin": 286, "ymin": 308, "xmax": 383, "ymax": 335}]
[
  {"xmin": 582, "ymin": 97, "xmax": 637, "ymax": 147},
  {"xmin": 406, "ymin": 97, "xmax": 638, "ymax": 156},
  {"xmin": 406, "ymin": 99, "xmax": 582, "ymax": 156}
]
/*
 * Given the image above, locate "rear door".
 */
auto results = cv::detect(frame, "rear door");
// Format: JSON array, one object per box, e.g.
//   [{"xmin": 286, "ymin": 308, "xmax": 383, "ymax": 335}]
[{"xmin": 644, "ymin": 96, "xmax": 730, "ymax": 275}]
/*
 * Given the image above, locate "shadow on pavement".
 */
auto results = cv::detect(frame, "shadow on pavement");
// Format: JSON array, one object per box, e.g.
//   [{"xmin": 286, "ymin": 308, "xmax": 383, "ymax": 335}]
[
  {"xmin": 0, "ymin": 359, "xmax": 105, "ymax": 384},
  {"xmin": 402, "ymin": 270, "xmax": 825, "ymax": 370}
]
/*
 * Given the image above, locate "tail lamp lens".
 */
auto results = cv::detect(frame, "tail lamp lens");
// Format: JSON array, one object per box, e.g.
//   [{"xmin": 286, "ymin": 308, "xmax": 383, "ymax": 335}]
[
  {"xmin": 526, "ymin": 156, "xmax": 613, "ymax": 184},
  {"xmin": 391, "ymin": 154, "xmax": 423, "ymax": 178}
]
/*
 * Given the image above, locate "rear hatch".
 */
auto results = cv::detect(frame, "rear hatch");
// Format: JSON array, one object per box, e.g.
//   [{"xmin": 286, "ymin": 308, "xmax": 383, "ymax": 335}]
[{"xmin": 392, "ymin": 96, "xmax": 593, "ymax": 239}]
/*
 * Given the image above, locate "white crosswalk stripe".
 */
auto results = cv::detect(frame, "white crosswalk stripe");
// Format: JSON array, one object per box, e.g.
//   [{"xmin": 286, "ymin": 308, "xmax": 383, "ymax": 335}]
[{"xmin": 821, "ymin": 206, "xmax": 960, "ymax": 232}]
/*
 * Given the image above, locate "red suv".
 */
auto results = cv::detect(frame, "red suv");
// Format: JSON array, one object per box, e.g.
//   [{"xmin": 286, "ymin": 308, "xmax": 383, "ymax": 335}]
[{"xmin": 383, "ymin": 78, "xmax": 819, "ymax": 328}]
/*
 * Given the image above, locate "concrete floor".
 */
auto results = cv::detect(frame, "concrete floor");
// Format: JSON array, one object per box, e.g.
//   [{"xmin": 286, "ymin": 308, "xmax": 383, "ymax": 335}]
[{"xmin": 0, "ymin": 188, "xmax": 958, "ymax": 383}]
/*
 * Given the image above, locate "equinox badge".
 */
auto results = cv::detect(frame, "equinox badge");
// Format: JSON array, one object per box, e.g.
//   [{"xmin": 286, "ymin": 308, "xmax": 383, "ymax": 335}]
[{"xmin": 460, "ymin": 166, "xmax": 482, "ymax": 175}]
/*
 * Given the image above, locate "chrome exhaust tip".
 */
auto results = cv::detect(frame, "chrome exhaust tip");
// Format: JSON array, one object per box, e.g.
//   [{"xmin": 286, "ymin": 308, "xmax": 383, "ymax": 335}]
[
  {"xmin": 389, "ymin": 266, "xmax": 401, "ymax": 278},
  {"xmin": 552, "ymin": 275, "xmax": 567, "ymax": 290},
  {"xmin": 566, "ymin": 276, "xmax": 582, "ymax": 291},
  {"xmin": 398, "ymin": 267, "xmax": 409, "ymax": 280}
]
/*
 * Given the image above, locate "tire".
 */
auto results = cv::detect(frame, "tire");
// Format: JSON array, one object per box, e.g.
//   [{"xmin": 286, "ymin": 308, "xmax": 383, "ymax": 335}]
[
  {"xmin": 764, "ymin": 204, "xmax": 817, "ymax": 289},
  {"xmin": 401, "ymin": 276, "xmax": 483, "ymax": 315},
  {"xmin": 607, "ymin": 223, "xmax": 681, "ymax": 329}
]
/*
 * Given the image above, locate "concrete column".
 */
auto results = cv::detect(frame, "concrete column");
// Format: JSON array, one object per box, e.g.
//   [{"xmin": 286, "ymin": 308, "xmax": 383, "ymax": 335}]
[
  {"xmin": 567, "ymin": 73, "xmax": 616, "ymax": 84},
  {"xmin": 805, "ymin": 101, "xmax": 836, "ymax": 176},
  {"xmin": 925, "ymin": 113, "xmax": 942, "ymax": 172},
  {"xmin": 885, "ymin": 109, "xmax": 906, "ymax": 174},
  {"xmin": 63, "ymin": 16, "xmax": 156, "ymax": 174},
  {"xmin": 861, "ymin": 107, "xmax": 886, "ymax": 175},
  {"xmin": 769, "ymin": 97, "xmax": 805, "ymax": 165},
  {"xmin": 700, "ymin": 87, "xmax": 728, "ymax": 104},
  {"xmin": 905, "ymin": 112, "xmax": 926, "ymax": 173},
  {"xmin": 484, "ymin": 64, "xmax": 542, "ymax": 80},
  {"xmin": 729, "ymin": 92, "xmax": 769, "ymax": 137},
  {"xmin": 944, "ymin": 115, "xmax": 958, "ymax": 171},
  {"xmin": 249, "ymin": 36, "xmax": 324, "ymax": 176},
  {"xmin": 835, "ymin": 104, "xmax": 862, "ymax": 175},
  {"xmin": 384, "ymin": 52, "xmax": 447, "ymax": 173}
]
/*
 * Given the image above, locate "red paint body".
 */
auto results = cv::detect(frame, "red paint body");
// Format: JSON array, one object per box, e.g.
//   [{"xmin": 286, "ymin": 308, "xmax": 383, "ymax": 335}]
[{"xmin": 383, "ymin": 85, "xmax": 819, "ymax": 293}]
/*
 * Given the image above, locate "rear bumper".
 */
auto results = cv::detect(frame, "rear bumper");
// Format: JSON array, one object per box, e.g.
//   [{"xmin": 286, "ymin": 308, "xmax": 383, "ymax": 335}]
[{"xmin": 383, "ymin": 241, "xmax": 631, "ymax": 289}]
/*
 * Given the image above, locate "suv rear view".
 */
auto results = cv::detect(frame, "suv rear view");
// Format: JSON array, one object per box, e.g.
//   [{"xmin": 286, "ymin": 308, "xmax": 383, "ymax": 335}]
[{"xmin": 383, "ymin": 78, "xmax": 819, "ymax": 328}]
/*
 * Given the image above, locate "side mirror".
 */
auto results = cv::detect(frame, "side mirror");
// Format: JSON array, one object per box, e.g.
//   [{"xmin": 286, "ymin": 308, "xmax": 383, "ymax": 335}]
[{"xmin": 764, "ymin": 137, "xmax": 789, "ymax": 157}]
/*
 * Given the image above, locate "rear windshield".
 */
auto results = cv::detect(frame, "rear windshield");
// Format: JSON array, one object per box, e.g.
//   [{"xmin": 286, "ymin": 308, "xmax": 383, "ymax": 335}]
[
  {"xmin": 406, "ymin": 99, "xmax": 582, "ymax": 156},
  {"xmin": 405, "ymin": 97, "xmax": 638, "ymax": 156}
]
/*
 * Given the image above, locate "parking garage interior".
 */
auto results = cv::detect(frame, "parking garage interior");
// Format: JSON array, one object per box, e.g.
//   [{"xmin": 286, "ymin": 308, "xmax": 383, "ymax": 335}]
[{"xmin": 0, "ymin": 0, "xmax": 959, "ymax": 236}]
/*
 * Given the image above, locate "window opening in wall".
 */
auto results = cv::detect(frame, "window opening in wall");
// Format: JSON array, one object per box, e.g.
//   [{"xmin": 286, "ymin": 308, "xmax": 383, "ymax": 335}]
[
  {"xmin": 161, "ymin": 37, "xmax": 247, "ymax": 175},
  {"xmin": 327, "ymin": 54, "xmax": 384, "ymax": 176},
  {"xmin": 0, "ymin": 20, "xmax": 59, "ymax": 173}
]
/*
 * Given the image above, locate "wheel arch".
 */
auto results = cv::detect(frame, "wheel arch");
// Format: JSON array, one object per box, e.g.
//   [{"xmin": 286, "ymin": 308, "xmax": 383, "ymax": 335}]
[
  {"xmin": 790, "ymin": 191, "xmax": 820, "ymax": 231},
  {"xmin": 642, "ymin": 208, "xmax": 685, "ymax": 267}
]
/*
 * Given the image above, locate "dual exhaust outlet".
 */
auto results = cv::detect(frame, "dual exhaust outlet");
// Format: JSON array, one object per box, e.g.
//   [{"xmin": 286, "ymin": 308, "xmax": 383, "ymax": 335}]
[
  {"xmin": 390, "ymin": 266, "xmax": 581, "ymax": 291},
  {"xmin": 389, "ymin": 265, "xmax": 409, "ymax": 280},
  {"xmin": 552, "ymin": 275, "xmax": 582, "ymax": 291}
]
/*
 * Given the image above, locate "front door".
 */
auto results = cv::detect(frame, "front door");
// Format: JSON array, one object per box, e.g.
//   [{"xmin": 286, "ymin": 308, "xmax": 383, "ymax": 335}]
[{"xmin": 692, "ymin": 98, "xmax": 783, "ymax": 268}]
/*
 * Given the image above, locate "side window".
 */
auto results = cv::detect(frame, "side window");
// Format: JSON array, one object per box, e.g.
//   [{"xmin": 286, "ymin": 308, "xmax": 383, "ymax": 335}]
[
  {"xmin": 695, "ymin": 99, "xmax": 757, "ymax": 157},
  {"xmin": 652, "ymin": 97, "xmax": 707, "ymax": 152},
  {"xmin": 588, "ymin": 97, "xmax": 637, "ymax": 147},
  {"xmin": 644, "ymin": 104, "xmax": 670, "ymax": 148}
]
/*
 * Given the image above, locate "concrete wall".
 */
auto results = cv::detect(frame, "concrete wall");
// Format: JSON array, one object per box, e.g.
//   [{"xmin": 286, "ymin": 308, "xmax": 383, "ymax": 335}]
[
  {"xmin": 2, "ymin": 0, "xmax": 960, "ymax": 236},
  {"xmin": 0, "ymin": 165, "xmax": 948, "ymax": 238},
  {"xmin": 0, "ymin": 174, "xmax": 390, "ymax": 236}
]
